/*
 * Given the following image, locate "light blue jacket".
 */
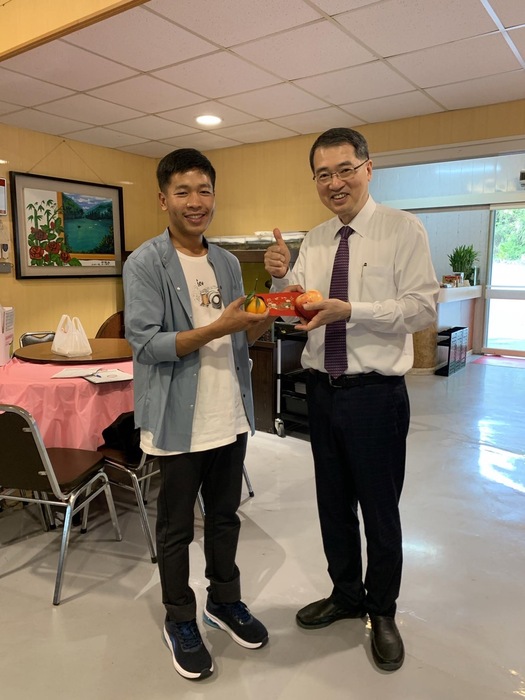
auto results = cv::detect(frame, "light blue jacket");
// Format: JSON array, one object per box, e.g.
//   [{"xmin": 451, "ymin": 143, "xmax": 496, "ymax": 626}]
[{"xmin": 123, "ymin": 229, "xmax": 254, "ymax": 452}]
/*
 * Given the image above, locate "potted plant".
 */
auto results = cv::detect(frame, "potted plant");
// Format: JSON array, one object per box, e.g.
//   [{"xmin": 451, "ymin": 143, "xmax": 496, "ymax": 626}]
[{"xmin": 448, "ymin": 244, "xmax": 480, "ymax": 284}]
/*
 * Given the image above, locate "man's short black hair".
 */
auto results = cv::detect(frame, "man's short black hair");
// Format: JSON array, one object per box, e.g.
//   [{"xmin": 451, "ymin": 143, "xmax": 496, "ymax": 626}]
[
  {"xmin": 309, "ymin": 128, "xmax": 370, "ymax": 172},
  {"xmin": 157, "ymin": 148, "xmax": 216, "ymax": 192}
]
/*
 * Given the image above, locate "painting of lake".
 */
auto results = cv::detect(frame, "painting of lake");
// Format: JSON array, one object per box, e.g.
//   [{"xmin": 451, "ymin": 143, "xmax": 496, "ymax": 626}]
[{"xmin": 62, "ymin": 192, "xmax": 115, "ymax": 255}]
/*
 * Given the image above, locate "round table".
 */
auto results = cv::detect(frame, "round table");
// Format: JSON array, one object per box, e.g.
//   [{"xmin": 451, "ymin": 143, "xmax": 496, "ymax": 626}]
[
  {"xmin": 13, "ymin": 337, "xmax": 132, "ymax": 364},
  {"xmin": 0, "ymin": 357, "xmax": 134, "ymax": 449}
]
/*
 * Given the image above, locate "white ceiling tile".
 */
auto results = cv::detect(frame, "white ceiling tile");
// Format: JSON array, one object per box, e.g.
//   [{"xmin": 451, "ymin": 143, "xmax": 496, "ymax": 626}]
[
  {"xmin": 147, "ymin": 0, "xmax": 322, "ymax": 46},
  {"xmin": 89, "ymin": 75, "xmax": 203, "ymax": 113},
  {"xmin": 335, "ymin": 0, "xmax": 496, "ymax": 56},
  {"xmin": 64, "ymin": 6, "xmax": 215, "ymax": 71},
  {"xmin": 1, "ymin": 41, "xmax": 137, "ymax": 91},
  {"xmin": 162, "ymin": 132, "xmax": 243, "ymax": 150},
  {"xmin": 221, "ymin": 84, "xmax": 328, "ymax": 119},
  {"xmin": 117, "ymin": 141, "xmax": 175, "ymax": 158},
  {"xmin": 311, "ymin": 0, "xmax": 377, "ymax": 12},
  {"xmin": 107, "ymin": 116, "xmax": 197, "ymax": 140},
  {"xmin": 341, "ymin": 91, "xmax": 444, "ymax": 123},
  {"xmin": 0, "ymin": 109, "xmax": 92, "ymax": 135},
  {"xmin": 389, "ymin": 34, "xmax": 522, "ymax": 88},
  {"xmin": 295, "ymin": 62, "xmax": 413, "ymax": 104},
  {"xmin": 61, "ymin": 127, "xmax": 147, "ymax": 148},
  {"xmin": 232, "ymin": 20, "xmax": 374, "ymax": 80},
  {"xmin": 426, "ymin": 71, "xmax": 525, "ymax": 110},
  {"xmin": 0, "ymin": 100, "xmax": 21, "ymax": 115},
  {"xmin": 487, "ymin": 0, "xmax": 525, "ymax": 28},
  {"xmin": 508, "ymin": 27, "xmax": 525, "ymax": 57},
  {"xmin": 159, "ymin": 101, "xmax": 257, "ymax": 129},
  {"xmin": 0, "ymin": 68, "xmax": 72, "ymax": 107},
  {"xmin": 271, "ymin": 106, "xmax": 365, "ymax": 133},
  {"xmin": 37, "ymin": 94, "xmax": 143, "ymax": 124},
  {"xmin": 153, "ymin": 53, "xmax": 280, "ymax": 99},
  {"xmin": 214, "ymin": 122, "xmax": 298, "ymax": 143}
]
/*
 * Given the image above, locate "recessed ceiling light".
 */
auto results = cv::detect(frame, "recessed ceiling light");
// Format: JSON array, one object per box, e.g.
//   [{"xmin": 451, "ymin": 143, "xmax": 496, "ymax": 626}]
[{"xmin": 196, "ymin": 114, "xmax": 222, "ymax": 126}]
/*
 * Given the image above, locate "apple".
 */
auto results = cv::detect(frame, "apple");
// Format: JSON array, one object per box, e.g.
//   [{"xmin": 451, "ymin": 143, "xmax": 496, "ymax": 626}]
[{"xmin": 294, "ymin": 289, "xmax": 323, "ymax": 320}]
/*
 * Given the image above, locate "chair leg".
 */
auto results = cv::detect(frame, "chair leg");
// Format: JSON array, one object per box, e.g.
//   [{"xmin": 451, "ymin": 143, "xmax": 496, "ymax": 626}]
[
  {"xmin": 196, "ymin": 465, "xmax": 253, "ymax": 519},
  {"xmin": 80, "ymin": 484, "xmax": 92, "ymax": 534},
  {"xmin": 197, "ymin": 489, "xmax": 205, "ymax": 518},
  {"xmin": 140, "ymin": 461, "xmax": 157, "ymax": 504},
  {"xmin": 129, "ymin": 472, "xmax": 156, "ymax": 563},
  {"xmin": 102, "ymin": 482, "xmax": 122, "ymax": 542},
  {"xmin": 35, "ymin": 492, "xmax": 52, "ymax": 531},
  {"xmin": 242, "ymin": 464, "xmax": 254, "ymax": 498},
  {"xmin": 53, "ymin": 503, "xmax": 74, "ymax": 605}
]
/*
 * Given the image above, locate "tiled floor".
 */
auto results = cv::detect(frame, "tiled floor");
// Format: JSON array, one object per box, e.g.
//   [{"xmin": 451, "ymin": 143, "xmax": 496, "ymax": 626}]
[{"xmin": 1, "ymin": 360, "xmax": 524, "ymax": 699}]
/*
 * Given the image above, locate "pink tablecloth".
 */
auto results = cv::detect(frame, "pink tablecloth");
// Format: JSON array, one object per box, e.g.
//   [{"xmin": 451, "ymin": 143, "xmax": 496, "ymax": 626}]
[{"xmin": 0, "ymin": 358, "xmax": 134, "ymax": 450}]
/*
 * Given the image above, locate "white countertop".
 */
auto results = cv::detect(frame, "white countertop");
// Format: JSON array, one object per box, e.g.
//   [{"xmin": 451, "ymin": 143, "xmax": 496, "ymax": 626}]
[{"xmin": 438, "ymin": 285, "xmax": 482, "ymax": 303}]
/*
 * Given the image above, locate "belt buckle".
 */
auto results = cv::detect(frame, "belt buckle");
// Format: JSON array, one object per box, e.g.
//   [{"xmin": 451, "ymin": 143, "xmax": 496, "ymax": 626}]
[{"xmin": 328, "ymin": 374, "xmax": 343, "ymax": 388}]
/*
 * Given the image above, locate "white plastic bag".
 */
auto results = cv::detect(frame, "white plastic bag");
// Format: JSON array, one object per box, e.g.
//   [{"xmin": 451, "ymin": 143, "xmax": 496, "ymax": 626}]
[{"xmin": 51, "ymin": 315, "xmax": 92, "ymax": 357}]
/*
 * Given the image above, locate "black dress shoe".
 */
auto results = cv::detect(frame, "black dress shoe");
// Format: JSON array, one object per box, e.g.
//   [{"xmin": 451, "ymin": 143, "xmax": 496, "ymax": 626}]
[
  {"xmin": 296, "ymin": 597, "xmax": 366, "ymax": 629},
  {"xmin": 369, "ymin": 615, "xmax": 404, "ymax": 671}
]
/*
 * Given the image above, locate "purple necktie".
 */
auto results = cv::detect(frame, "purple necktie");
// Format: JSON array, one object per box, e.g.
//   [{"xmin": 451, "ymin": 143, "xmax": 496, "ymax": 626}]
[{"xmin": 324, "ymin": 226, "xmax": 352, "ymax": 378}]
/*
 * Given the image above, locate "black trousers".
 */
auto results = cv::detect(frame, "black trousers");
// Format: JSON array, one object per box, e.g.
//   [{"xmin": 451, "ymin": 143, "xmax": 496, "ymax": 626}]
[
  {"xmin": 306, "ymin": 372, "xmax": 410, "ymax": 617},
  {"xmin": 156, "ymin": 434, "xmax": 247, "ymax": 622}
]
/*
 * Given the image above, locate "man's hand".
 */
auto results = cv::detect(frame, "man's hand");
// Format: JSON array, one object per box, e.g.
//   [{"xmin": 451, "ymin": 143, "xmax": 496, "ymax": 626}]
[
  {"xmin": 217, "ymin": 297, "xmax": 274, "ymax": 346},
  {"xmin": 175, "ymin": 297, "xmax": 270, "ymax": 356},
  {"xmin": 264, "ymin": 228, "xmax": 291, "ymax": 279},
  {"xmin": 294, "ymin": 299, "xmax": 352, "ymax": 331}
]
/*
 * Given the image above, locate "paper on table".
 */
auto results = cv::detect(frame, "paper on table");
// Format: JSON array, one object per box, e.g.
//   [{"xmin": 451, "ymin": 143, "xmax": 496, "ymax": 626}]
[
  {"xmin": 52, "ymin": 367, "xmax": 102, "ymax": 378},
  {"xmin": 84, "ymin": 368, "xmax": 133, "ymax": 384}
]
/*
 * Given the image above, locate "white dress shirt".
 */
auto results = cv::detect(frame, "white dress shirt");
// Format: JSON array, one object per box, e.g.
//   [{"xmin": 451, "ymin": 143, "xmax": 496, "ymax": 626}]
[{"xmin": 272, "ymin": 196, "xmax": 440, "ymax": 376}]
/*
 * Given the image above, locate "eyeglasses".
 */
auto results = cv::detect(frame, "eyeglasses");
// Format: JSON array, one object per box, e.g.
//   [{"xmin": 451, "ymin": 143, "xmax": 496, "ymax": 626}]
[{"xmin": 313, "ymin": 159, "xmax": 369, "ymax": 184}]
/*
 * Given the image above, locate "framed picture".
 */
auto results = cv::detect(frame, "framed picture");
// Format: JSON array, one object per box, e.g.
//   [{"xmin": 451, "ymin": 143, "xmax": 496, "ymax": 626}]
[{"xmin": 9, "ymin": 172, "xmax": 125, "ymax": 279}]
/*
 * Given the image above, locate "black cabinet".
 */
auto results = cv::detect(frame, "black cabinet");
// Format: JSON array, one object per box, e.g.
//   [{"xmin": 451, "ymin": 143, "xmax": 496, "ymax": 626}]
[{"xmin": 249, "ymin": 322, "xmax": 308, "ymax": 435}]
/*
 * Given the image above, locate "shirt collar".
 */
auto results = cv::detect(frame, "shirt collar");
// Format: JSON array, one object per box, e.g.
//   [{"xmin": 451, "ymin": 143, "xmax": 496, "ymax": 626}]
[{"xmin": 334, "ymin": 195, "xmax": 376, "ymax": 239}]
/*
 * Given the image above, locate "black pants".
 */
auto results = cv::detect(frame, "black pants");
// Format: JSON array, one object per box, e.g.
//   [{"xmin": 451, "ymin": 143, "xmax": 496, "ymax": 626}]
[
  {"xmin": 156, "ymin": 434, "xmax": 247, "ymax": 622},
  {"xmin": 306, "ymin": 372, "xmax": 409, "ymax": 617}
]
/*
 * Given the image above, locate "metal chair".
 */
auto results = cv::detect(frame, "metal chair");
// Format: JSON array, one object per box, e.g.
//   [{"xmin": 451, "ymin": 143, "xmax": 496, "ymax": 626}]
[
  {"xmin": 97, "ymin": 445, "xmax": 159, "ymax": 563},
  {"xmin": 19, "ymin": 331, "xmax": 55, "ymax": 347},
  {"xmin": 99, "ymin": 439, "xmax": 254, "ymax": 551},
  {"xmin": 0, "ymin": 404, "xmax": 122, "ymax": 605}
]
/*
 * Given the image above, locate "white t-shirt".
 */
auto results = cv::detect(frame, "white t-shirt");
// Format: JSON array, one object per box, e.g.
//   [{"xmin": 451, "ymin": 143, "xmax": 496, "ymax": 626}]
[{"xmin": 141, "ymin": 251, "xmax": 249, "ymax": 455}]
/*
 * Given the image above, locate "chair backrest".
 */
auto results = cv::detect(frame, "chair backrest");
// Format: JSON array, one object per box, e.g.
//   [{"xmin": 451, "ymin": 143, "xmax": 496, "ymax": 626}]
[
  {"xmin": 19, "ymin": 331, "xmax": 55, "ymax": 347},
  {"xmin": 95, "ymin": 311, "xmax": 125, "ymax": 338},
  {"xmin": 0, "ymin": 404, "xmax": 63, "ymax": 497}
]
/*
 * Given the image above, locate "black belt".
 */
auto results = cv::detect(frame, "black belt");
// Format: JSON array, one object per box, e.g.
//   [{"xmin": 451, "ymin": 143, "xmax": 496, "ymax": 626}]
[{"xmin": 309, "ymin": 369, "xmax": 404, "ymax": 389}]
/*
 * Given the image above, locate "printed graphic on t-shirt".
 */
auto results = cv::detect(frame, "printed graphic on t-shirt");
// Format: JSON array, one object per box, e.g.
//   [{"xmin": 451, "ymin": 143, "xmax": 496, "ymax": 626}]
[{"xmin": 193, "ymin": 278, "xmax": 222, "ymax": 309}]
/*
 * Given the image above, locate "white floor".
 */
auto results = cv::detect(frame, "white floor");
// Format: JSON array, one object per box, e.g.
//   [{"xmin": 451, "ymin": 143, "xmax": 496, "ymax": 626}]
[{"xmin": 1, "ymin": 360, "xmax": 525, "ymax": 700}]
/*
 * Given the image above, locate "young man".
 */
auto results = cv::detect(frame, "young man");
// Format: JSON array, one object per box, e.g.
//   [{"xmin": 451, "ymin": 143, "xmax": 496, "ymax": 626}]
[
  {"xmin": 265, "ymin": 128, "xmax": 439, "ymax": 671},
  {"xmin": 124, "ymin": 148, "xmax": 271, "ymax": 681}
]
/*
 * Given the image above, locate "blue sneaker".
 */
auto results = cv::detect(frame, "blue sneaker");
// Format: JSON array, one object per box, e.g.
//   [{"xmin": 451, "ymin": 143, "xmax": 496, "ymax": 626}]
[
  {"xmin": 203, "ymin": 597, "xmax": 268, "ymax": 649},
  {"xmin": 163, "ymin": 617, "xmax": 213, "ymax": 680}
]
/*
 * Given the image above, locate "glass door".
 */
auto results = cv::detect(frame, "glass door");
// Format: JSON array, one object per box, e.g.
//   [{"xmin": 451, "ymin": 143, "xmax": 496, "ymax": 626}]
[{"xmin": 483, "ymin": 206, "xmax": 525, "ymax": 356}]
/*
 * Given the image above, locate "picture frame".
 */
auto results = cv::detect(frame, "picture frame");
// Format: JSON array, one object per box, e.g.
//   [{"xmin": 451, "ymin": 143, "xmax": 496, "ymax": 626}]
[{"xmin": 9, "ymin": 172, "xmax": 125, "ymax": 279}]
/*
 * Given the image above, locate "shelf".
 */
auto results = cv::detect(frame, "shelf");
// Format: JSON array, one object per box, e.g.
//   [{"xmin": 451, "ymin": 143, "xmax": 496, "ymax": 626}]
[
  {"xmin": 222, "ymin": 249, "xmax": 299, "ymax": 264},
  {"xmin": 438, "ymin": 285, "xmax": 482, "ymax": 303}
]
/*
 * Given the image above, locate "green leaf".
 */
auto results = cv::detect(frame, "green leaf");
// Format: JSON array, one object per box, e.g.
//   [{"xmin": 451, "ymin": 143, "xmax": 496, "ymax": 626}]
[{"xmin": 244, "ymin": 290, "xmax": 255, "ymax": 309}]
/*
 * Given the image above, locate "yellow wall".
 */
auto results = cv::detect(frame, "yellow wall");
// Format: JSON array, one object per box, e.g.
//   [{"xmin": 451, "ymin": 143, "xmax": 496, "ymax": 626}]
[
  {"xmin": 0, "ymin": 0, "xmax": 147, "ymax": 59},
  {"xmin": 0, "ymin": 124, "xmax": 160, "ymax": 342},
  {"xmin": 2, "ymin": 98, "xmax": 525, "ymax": 346}
]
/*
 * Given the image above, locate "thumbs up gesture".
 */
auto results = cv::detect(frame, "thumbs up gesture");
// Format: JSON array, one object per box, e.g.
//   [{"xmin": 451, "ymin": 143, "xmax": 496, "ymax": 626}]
[{"xmin": 264, "ymin": 228, "xmax": 291, "ymax": 279}]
